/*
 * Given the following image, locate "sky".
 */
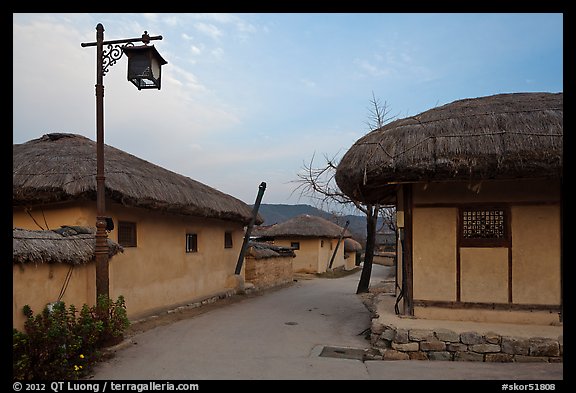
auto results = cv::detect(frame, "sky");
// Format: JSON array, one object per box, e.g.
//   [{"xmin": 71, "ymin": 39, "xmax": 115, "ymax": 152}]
[{"xmin": 12, "ymin": 13, "xmax": 563, "ymax": 210}]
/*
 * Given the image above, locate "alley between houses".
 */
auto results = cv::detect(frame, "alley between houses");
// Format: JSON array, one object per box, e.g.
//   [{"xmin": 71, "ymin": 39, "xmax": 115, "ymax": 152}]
[{"xmin": 87, "ymin": 264, "xmax": 563, "ymax": 381}]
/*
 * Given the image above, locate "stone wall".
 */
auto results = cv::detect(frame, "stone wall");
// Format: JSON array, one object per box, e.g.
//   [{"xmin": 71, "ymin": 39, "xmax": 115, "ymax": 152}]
[{"xmin": 369, "ymin": 325, "xmax": 563, "ymax": 362}]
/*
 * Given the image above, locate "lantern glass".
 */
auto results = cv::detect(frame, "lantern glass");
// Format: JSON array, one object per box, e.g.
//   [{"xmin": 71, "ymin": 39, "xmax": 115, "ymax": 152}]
[{"xmin": 122, "ymin": 44, "xmax": 167, "ymax": 90}]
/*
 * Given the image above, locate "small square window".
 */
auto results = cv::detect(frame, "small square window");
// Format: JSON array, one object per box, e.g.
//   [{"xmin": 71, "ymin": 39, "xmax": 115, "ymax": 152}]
[
  {"xmin": 118, "ymin": 221, "xmax": 137, "ymax": 247},
  {"xmin": 186, "ymin": 233, "xmax": 198, "ymax": 253},
  {"xmin": 291, "ymin": 242, "xmax": 300, "ymax": 250},
  {"xmin": 224, "ymin": 231, "xmax": 233, "ymax": 249},
  {"xmin": 460, "ymin": 206, "xmax": 509, "ymax": 247}
]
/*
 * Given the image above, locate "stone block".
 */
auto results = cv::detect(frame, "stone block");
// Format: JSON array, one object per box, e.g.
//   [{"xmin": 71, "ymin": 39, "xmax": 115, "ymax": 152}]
[
  {"xmin": 394, "ymin": 328, "xmax": 410, "ymax": 344},
  {"xmin": 409, "ymin": 351, "xmax": 429, "ymax": 360},
  {"xmin": 460, "ymin": 331, "xmax": 484, "ymax": 345},
  {"xmin": 392, "ymin": 342, "xmax": 419, "ymax": 352},
  {"xmin": 447, "ymin": 343, "xmax": 468, "ymax": 352},
  {"xmin": 435, "ymin": 328, "xmax": 459, "ymax": 343},
  {"xmin": 454, "ymin": 351, "xmax": 484, "ymax": 362},
  {"xmin": 381, "ymin": 349, "xmax": 410, "ymax": 360},
  {"xmin": 420, "ymin": 340, "xmax": 446, "ymax": 351},
  {"xmin": 470, "ymin": 343, "xmax": 501, "ymax": 353},
  {"xmin": 409, "ymin": 328, "xmax": 435, "ymax": 341},
  {"xmin": 427, "ymin": 351, "xmax": 452, "ymax": 361},
  {"xmin": 484, "ymin": 331, "xmax": 501, "ymax": 344},
  {"xmin": 485, "ymin": 353, "xmax": 514, "ymax": 363},
  {"xmin": 501, "ymin": 336, "xmax": 529, "ymax": 355},
  {"xmin": 529, "ymin": 337, "xmax": 560, "ymax": 357}
]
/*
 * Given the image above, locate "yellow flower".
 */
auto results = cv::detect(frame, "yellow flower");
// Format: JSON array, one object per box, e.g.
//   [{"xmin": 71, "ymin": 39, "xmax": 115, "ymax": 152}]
[
  {"xmin": 74, "ymin": 365, "xmax": 80, "ymax": 371},
  {"xmin": 79, "ymin": 354, "xmax": 85, "ymax": 359}
]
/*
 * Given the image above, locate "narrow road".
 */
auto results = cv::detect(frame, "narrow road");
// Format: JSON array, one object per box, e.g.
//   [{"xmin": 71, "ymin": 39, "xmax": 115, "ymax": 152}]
[{"xmin": 89, "ymin": 265, "xmax": 563, "ymax": 381}]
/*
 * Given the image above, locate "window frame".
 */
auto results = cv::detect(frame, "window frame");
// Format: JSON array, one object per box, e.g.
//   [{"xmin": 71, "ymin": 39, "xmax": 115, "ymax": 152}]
[
  {"xmin": 458, "ymin": 205, "xmax": 511, "ymax": 248},
  {"xmin": 117, "ymin": 221, "xmax": 137, "ymax": 247},
  {"xmin": 224, "ymin": 231, "xmax": 233, "ymax": 249},
  {"xmin": 186, "ymin": 233, "xmax": 198, "ymax": 253},
  {"xmin": 290, "ymin": 241, "xmax": 300, "ymax": 250}
]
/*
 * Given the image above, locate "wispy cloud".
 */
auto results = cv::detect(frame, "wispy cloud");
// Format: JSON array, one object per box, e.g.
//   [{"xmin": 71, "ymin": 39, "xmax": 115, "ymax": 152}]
[
  {"xmin": 300, "ymin": 78, "xmax": 317, "ymax": 89},
  {"xmin": 353, "ymin": 45, "xmax": 435, "ymax": 83},
  {"xmin": 194, "ymin": 22, "xmax": 223, "ymax": 40}
]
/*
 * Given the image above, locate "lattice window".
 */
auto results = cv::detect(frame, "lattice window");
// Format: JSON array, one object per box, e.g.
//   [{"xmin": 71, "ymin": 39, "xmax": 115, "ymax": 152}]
[
  {"xmin": 118, "ymin": 221, "xmax": 137, "ymax": 247},
  {"xmin": 460, "ymin": 206, "xmax": 509, "ymax": 247}
]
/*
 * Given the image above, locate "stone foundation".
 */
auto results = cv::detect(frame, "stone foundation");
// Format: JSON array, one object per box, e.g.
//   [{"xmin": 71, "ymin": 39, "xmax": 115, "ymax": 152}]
[{"xmin": 368, "ymin": 324, "xmax": 563, "ymax": 362}]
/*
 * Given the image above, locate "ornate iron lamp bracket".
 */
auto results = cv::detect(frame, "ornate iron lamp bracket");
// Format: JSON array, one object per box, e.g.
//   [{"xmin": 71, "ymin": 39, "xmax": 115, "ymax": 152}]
[{"xmin": 102, "ymin": 42, "xmax": 134, "ymax": 76}]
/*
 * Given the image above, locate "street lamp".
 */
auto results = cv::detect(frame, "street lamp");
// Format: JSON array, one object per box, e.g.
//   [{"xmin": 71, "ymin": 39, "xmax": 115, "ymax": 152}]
[{"xmin": 81, "ymin": 23, "xmax": 167, "ymax": 299}]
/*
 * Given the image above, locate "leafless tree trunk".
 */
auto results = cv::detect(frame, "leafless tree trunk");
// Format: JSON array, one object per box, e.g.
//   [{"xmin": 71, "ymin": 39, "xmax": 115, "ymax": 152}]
[
  {"xmin": 292, "ymin": 92, "xmax": 396, "ymax": 294},
  {"xmin": 356, "ymin": 203, "xmax": 378, "ymax": 293}
]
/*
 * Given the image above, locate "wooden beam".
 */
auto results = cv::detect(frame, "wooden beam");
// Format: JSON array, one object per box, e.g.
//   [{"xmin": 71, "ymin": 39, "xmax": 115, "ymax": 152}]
[{"xmin": 402, "ymin": 184, "xmax": 414, "ymax": 316}]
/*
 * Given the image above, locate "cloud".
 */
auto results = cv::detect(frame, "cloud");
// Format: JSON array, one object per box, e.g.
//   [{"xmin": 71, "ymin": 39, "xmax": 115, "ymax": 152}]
[
  {"xmin": 194, "ymin": 22, "xmax": 223, "ymax": 40},
  {"xmin": 300, "ymin": 78, "xmax": 317, "ymax": 89},
  {"xmin": 353, "ymin": 45, "xmax": 435, "ymax": 83},
  {"xmin": 353, "ymin": 58, "xmax": 392, "ymax": 78},
  {"xmin": 211, "ymin": 47, "xmax": 224, "ymax": 58},
  {"xmin": 190, "ymin": 44, "xmax": 202, "ymax": 55}
]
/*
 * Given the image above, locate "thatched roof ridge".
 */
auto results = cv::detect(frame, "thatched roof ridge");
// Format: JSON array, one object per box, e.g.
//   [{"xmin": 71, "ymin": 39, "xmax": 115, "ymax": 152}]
[
  {"xmin": 246, "ymin": 241, "xmax": 296, "ymax": 259},
  {"xmin": 335, "ymin": 92, "xmax": 563, "ymax": 203},
  {"xmin": 254, "ymin": 214, "xmax": 353, "ymax": 239},
  {"xmin": 13, "ymin": 133, "xmax": 262, "ymax": 225},
  {"xmin": 13, "ymin": 226, "xmax": 123, "ymax": 265},
  {"xmin": 344, "ymin": 238, "xmax": 362, "ymax": 252}
]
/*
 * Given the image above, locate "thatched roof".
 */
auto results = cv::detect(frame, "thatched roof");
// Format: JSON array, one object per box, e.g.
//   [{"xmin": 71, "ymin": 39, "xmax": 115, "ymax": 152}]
[
  {"xmin": 13, "ymin": 133, "xmax": 262, "ymax": 225},
  {"xmin": 344, "ymin": 238, "xmax": 362, "ymax": 252},
  {"xmin": 335, "ymin": 92, "xmax": 563, "ymax": 204},
  {"xmin": 13, "ymin": 226, "xmax": 123, "ymax": 265},
  {"xmin": 246, "ymin": 241, "xmax": 296, "ymax": 259},
  {"xmin": 253, "ymin": 214, "xmax": 353, "ymax": 239}
]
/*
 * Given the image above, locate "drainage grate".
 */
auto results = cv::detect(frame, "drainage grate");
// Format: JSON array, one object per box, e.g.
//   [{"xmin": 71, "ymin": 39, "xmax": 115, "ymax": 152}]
[{"xmin": 319, "ymin": 346, "xmax": 366, "ymax": 361}]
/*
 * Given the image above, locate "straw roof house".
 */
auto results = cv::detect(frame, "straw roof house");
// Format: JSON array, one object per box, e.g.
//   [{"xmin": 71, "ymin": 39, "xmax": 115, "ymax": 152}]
[
  {"xmin": 13, "ymin": 226, "xmax": 123, "ymax": 265},
  {"xmin": 335, "ymin": 92, "xmax": 563, "ymax": 204},
  {"xmin": 343, "ymin": 237, "xmax": 362, "ymax": 270},
  {"xmin": 13, "ymin": 133, "xmax": 262, "ymax": 225},
  {"xmin": 343, "ymin": 238, "xmax": 362, "ymax": 253},
  {"xmin": 13, "ymin": 133, "xmax": 262, "ymax": 330},
  {"xmin": 334, "ymin": 92, "xmax": 563, "ymax": 325},
  {"xmin": 254, "ymin": 214, "xmax": 353, "ymax": 239},
  {"xmin": 253, "ymin": 215, "xmax": 353, "ymax": 273}
]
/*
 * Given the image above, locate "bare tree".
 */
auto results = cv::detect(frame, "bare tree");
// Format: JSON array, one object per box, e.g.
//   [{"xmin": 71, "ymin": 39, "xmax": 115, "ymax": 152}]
[{"xmin": 293, "ymin": 92, "xmax": 396, "ymax": 294}]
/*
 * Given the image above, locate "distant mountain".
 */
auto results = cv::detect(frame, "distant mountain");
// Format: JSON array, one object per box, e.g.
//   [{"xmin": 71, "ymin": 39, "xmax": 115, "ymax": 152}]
[{"xmin": 253, "ymin": 203, "xmax": 383, "ymax": 242}]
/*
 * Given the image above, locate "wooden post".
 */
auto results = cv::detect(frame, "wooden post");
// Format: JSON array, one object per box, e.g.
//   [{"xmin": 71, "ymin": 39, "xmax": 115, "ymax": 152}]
[
  {"xmin": 234, "ymin": 182, "xmax": 266, "ymax": 275},
  {"xmin": 402, "ymin": 184, "xmax": 414, "ymax": 316}
]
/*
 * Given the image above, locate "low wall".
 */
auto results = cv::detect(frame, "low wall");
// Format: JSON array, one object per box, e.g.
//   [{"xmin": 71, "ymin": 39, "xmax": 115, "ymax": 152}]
[
  {"xmin": 369, "ymin": 325, "xmax": 563, "ymax": 362},
  {"xmin": 245, "ymin": 256, "xmax": 293, "ymax": 290}
]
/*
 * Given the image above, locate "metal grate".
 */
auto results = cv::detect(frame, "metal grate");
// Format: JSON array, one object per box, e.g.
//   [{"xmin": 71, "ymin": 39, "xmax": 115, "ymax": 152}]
[{"xmin": 318, "ymin": 346, "xmax": 367, "ymax": 361}]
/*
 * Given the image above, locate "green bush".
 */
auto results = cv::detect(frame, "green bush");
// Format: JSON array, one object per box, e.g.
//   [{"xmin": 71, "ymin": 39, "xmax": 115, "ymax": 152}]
[{"xmin": 13, "ymin": 295, "xmax": 130, "ymax": 380}]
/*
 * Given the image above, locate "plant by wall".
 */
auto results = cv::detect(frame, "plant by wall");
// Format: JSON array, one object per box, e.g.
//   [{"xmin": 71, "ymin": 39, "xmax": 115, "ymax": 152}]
[{"xmin": 13, "ymin": 295, "xmax": 130, "ymax": 380}]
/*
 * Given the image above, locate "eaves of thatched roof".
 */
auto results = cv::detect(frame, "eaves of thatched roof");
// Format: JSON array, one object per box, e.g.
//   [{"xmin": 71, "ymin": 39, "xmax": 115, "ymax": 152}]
[
  {"xmin": 13, "ymin": 226, "xmax": 123, "ymax": 265},
  {"xmin": 254, "ymin": 214, "xmax": 353, "ymax": 239},
  {"xmin": 344, "ymin": 238, "xmax": 362, "ymax": 252},
  {"xmin": 13, "ymin": 133, "xmax": 262, "ymax": 225},
  {"xmin": 246, "ymin": 241, "xmax": 296, "ymax": 259},
  {"xmin": 335, "ymin": 92, "xmax": 563, "ymax": 204}
]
